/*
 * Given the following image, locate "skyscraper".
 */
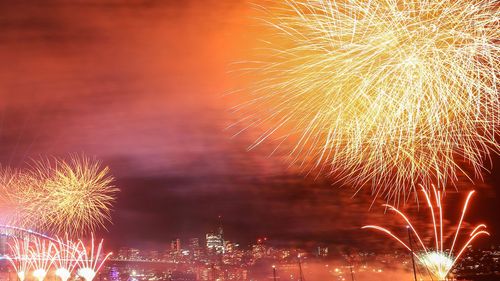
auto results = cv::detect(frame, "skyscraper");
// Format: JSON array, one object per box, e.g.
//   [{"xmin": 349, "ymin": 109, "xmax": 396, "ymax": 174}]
[
  {"xmin": 188, "ymin": 238, "xmax": 201, "ymax": 258},
  {"xmin": 206, "ymin": 216, "xmax": 225, "ymax": 254},
  {"xmin": 206, "ymin": 232, "xmax": 224, "ymax": 254},
  {"xmin": 171, "ymin": 238, "xmax": 181, "ymax": 253}
]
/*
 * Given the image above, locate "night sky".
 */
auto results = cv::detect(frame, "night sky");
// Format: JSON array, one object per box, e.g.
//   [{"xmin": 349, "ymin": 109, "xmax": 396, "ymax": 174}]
[{"xmin": 0, "ymin": 0, "xmax": 498, "ymax": 251}]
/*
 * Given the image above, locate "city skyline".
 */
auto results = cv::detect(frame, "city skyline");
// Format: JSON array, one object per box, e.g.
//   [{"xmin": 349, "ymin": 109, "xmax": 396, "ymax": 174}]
[{"xmin": 0, "ymin": 0, "xmax": 498, "ymax": 252}]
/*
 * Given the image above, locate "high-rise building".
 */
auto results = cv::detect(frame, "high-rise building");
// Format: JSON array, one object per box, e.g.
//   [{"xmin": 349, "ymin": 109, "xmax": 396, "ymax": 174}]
[
  {"xmin": 171, "ymin": 238, "xmax": 181, "ymax": 253},
  {"xmin": 317, "ymin": 246, "xmax": 329, "ymax": 257},
  {"xmin": 206, "ymin": 216, "xmax": 225, "ymax": 254},
  {"xmin": 224, "ymin": 240, "xmax": 239, "ymax": 253},
  {"xmin": 188, "ymin": 238, "xmax": 201, "ymax": 258},
  {"xmin": 129, "ymin": 248, "xmax": 141, "ymax": 260},
  {"xmin": 117, "ymin": 247, "xmax": 141, "ymax": 260},
  {"xmin": 206, "ymin": 232, "xmax": 224, "ymax": 254}
]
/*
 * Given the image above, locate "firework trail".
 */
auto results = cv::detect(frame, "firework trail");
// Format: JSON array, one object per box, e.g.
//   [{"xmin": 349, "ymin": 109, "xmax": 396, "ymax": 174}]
[
  {"xmin": 6, "ymin": 238, "xmax": 31, "ymax": 281},
  {"xmin": 236, "ymin": 0, "xmax": 500, "ymax": 201},
  {"xmin": 53, "ymin": 236, "xmax": 80, "ymax": 281},
  {"xmin": 76, "ymin": 235, "xmax": 113, "ymax": 281},
  {"xmin": 28, "ymin": 238, "xmax": 55, "ymax": 281},
  {"xmin": 6, "ymin": 234, "xmax": 112, "ymax": 281},
  {"xmin": 363, "ymin": 185, "xmax": 489, "ymax": 280}
]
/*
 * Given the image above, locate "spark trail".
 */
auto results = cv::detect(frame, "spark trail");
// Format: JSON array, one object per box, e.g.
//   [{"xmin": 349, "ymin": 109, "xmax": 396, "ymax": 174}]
[
  {"xmin": 363, "ymin": 185, "xmax": 489, "ymax": 280},
  {"xmin": 237, "ymin": 0, "xmax": 500, "ymax": 201}
]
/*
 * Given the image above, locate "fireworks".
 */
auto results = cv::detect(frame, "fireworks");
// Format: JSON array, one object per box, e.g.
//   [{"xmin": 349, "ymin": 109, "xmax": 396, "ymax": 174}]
[
  {"xmin": 28, "ymin": 238, "xmax": 54, "ymax": 281},
  {"xmin": 6, "ymin": 238, "xmax": 30, "ymax": 281},
  {"xmin": 419, "ymin": 251, "xmax": 454, "ymax": 280},
  {"xmin": 28, "ymin": 156, "xmax": 118, "ymax": 236},
  {"xmin": 237, "ymin": 0, "xmax": 500, "ymax": 200},
  {"xmin": 76, "ymin": 236, "xmax": 113, "ymax": 281},
  {"xmin": 0, "ymin": 155, "xmax": 117, "ymax": 236},
  {"xmin": 0, "ymin": 168, "xmax": 38, "ymax": 227},
  {"xmin": 6, "ymin": 234, "xmax": 112, "ymax": 281},
  {"xmin": 363, "ymin": 185, "xmax": 489, "ymax": 280},
  {"xmin": 53, "ymin": 236, "xmax": 80, "ymax": 281}
]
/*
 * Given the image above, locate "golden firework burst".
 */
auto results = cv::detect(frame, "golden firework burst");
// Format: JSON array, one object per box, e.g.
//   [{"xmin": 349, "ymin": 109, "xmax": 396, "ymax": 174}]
[
  {"xmin": 0, "ymin": 168, "xmax": 40, "ymax": 228},
  {"xmin": 237, "ymin": 0, "xmax": 500, "ymax": 201},
  {"xmin": 26, "ymin": 156, "xmax": 118, "ymax": 237}
]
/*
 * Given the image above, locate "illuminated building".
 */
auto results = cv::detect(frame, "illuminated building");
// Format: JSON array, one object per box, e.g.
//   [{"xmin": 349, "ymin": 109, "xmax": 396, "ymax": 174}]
[
  {"xmin": 171, "ymin": 239, "xmax": 181, "ymax": 253},
  {"xmin": 206, "ymin": 217, "xmax": 225, "ymax": 254},
  {"xmin": 206, "ymin": 232, "xmax": 224, "ymax": 254},
  {"xmin": 224, "ymin": 241, "xmax": 239, "ymax": 253},
  {"xmin": 188, "ymin": 238, "xmax": 201, "ymax": 258},
  {"xmin": 129, "ymin": 248, "xmax": 141, "ymax": 260},
  {"xmin": 251, "ymin": 238, "xmax": 268, "ymax": 260},
  {"xmin": 117, "ymin": 247, "xmax": 141, "ymax": 261},
  {"xmin": 109, "ymin": 267, "xmax": 120, "ymax": 281},
  {"xmin": 117, "ymin": 247, "xmax": 128, "ymax": 260},
  {"xmin": 317, "ymin": 246, "xmax": 329, "ymax": 258}
]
